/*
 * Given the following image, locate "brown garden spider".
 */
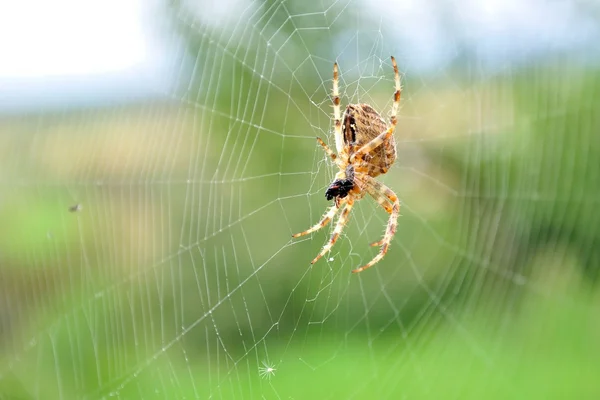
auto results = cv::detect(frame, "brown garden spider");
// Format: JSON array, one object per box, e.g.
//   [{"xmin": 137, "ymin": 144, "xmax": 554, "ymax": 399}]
[{"xmin": 292, "ymin": 56, "xmax": 401, "ymax": 273}]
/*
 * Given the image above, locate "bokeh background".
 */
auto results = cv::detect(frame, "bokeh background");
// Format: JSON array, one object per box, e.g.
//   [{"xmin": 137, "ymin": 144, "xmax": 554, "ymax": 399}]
[{"xmin": 1, "ymin": 0, "xmax": 599, "ymax": 398}]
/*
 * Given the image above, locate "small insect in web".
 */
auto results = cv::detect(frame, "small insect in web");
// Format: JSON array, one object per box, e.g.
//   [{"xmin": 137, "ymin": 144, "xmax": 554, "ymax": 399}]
[
  {"xmin": 292, "ymin": 56, "xmax": 402, "ymax": 273},
  {"xmin": 68, "ymin": 203, "xmax": 82, "ymax": 213},
  {"xmin": 258, "ymin": 360, "xmax": 277, "ymax": 380}
]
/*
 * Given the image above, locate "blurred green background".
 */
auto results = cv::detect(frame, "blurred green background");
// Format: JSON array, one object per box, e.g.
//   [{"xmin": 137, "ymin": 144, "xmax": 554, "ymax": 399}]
[{"xmin": 1, "ymin": 0, "xmax": 599, "ymax": 399}]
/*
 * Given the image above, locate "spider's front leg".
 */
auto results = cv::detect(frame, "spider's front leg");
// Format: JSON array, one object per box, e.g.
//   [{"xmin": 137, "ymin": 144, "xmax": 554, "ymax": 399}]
[
  {"xmin": 311, "ymin": 199, "xmax": 354, "ymax": 264},
  {"xmin": 292, "ymin": 203, "xmax": 340, "ymax": 238},
  {"xmin": 352, "ymin": 180, "xmax": 400, "ymax": 273},
  {"xmin": 365, "ymin": 184, "xmax": 394, "ymax": 247},
  {"xmin": 366, "ymin": 185, "xmax": 394, "ymax": 214}
]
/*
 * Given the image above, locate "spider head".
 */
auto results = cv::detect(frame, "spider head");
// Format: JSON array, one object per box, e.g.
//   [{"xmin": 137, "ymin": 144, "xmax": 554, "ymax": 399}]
[{"xmin": 325, "ymin": 179, "xmax": 354, "ymax": 201}]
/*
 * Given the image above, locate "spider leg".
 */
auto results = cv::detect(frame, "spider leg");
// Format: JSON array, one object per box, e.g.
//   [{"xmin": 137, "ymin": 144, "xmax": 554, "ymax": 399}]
[
  {"xmin": 350, "ymin": 125, "xmax": 396, "ymax": 164},
  {"xmin": 311, "ymin": 198, "xmax": 354, "ymax": 265},
  {"xmin": 366, "ymin": 184, "xmax": 394, "ymax": 214},
  {"xmin": 292, "ymin": 203, "xmax": 340, "ymax": 238},
  {"xmin": 332, "ymin": 62, "xmax": 345, "ymax": 156},
  {"xmin": 316, "ymin": 137, "xmax": 342, "ymax": 167},
  {"xmin": 365, "ymin": 184, "xmax": 394, "ymax": 247},
  {"xmin": 350, "ymin": 57, "xmax": 401, "ymax": 164},
  {"xmin": 369, "ymin": 239, "xmax": 385, "ymax": 248},
  {"xmin": 352, "ymin": 180, "xmax": 400, "ymax": 273},
  {"xmin": 390, "ymin": 56, "xmax": 401, "ymax": 126}
]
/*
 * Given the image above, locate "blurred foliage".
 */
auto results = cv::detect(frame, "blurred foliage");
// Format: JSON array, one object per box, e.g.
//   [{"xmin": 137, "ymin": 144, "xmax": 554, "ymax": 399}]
[{"xmin": 0, "ymin": 1, "xmax": 599, "ymax": 398}]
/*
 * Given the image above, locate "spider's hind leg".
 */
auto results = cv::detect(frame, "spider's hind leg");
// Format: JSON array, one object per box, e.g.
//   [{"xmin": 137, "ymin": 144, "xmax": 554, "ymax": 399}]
[
  {"xmin": 332, "ymin": 62, "xmax": 345, "ymax": 155},
  {"xmin": 390, "ymin": 56, "xmax": 401, "ymax": 125},
  {"xmin": 350, "ymin": 57, "xmax": 401, "ymax": 164},
  {"xmin": 351, "ymin": 125, "xmax": 395, "ymax": 164},
  {"xmin": 316, "ymin": 137, "xmax": 341, "ymax": 166}
]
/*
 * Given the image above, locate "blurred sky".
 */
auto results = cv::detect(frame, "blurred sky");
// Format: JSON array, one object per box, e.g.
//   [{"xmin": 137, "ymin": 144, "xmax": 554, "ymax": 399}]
[
  {"xmin": 0, "ymin": 0, "xmax": 598, "ymax": 112},
  {"xmin": 367, "ymin": 0, "xmax": 600, "ymax": 72},
  {"xmin": 0, "ymin": 0, "xmax": 170, "ymax": 112}
]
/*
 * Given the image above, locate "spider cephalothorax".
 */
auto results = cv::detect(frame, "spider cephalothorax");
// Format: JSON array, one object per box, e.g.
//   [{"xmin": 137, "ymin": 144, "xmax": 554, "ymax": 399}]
[{"xmin": 292, "ymin": 57, "xmax": 402, "ymax": 273}]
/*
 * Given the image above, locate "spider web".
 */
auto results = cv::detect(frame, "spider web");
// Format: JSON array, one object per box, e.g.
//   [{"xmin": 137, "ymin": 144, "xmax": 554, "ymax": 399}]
[{"xmin": 1, "ymin": 0, "xmax": 600, "ymax": 399}]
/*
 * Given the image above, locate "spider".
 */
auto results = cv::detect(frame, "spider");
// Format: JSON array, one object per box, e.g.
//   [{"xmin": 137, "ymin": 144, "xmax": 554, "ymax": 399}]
[{"xmin": 292, "ymin": 56, "xmax": 401, "ymax": 273}]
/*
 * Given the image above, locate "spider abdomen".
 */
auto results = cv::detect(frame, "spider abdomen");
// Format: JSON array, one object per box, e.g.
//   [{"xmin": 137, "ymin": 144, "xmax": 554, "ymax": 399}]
[{"xmin": 343, "ymin": 103, "xmax": 397, "ymax": 177}]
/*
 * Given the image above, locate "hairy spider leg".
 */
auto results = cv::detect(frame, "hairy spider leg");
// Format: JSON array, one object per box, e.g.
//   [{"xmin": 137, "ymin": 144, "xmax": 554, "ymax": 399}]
[
  {"xmin": 292, "ymin": 203, "xmax": 340, "ymax": 238},
  {"xmin": 364, "ymin": 180, "xmax": 396, "ymax": 246},
  {"xmin": 332, "ymin": 62, "xmax": 345, "ymax": 156},
  {"xmin": 352, "ymin": 178, "xmax": 400, "ymax": 273},
  {"xmin": 350, "ymin": 56, "xmax": 402, "ymax": 164},
  {"xmin": 350, "ymin": 125, "xmax": 395, "ymax": 164},
  {"xmin": 316, "ymin": 136, "xmax": 342, "ymax": 167},
  {"xmin": 390, "ymin": 56, "xmax": 401, "ymax": 126},
  {"xmin": 311, "ymin": 199, "xmax": 354, "ymax": 264},
  {"xmin": 365, "ymin": 184, "xmax": 394, "ymax": 214}
]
